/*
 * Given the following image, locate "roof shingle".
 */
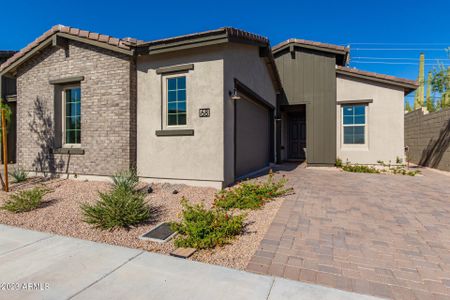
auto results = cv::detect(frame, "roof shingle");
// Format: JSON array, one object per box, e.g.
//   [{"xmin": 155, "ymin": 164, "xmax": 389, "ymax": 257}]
[{"xmin": 0, "ymin": 25, "xmax": 137, "ymax": 73}]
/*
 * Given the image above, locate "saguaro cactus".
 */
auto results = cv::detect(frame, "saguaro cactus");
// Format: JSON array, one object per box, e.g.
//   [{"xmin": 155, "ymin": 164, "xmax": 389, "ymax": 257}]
[
  {"xmin": 426, "ymin": 71, "xmax": 434, "ymax": 112},
  {"xmin": 414, "ymin": 53, "xmax": 425, "ymax": 109}
]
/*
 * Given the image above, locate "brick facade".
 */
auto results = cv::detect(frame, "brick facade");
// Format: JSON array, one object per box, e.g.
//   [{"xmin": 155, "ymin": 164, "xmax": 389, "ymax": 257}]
[
  {"xmin": 16, "ymin": 40, "xmax": 136, "ymax": 176},
  {"xmin": 404, "ymin": 108, "xmax": 450, "ymax": 172}
]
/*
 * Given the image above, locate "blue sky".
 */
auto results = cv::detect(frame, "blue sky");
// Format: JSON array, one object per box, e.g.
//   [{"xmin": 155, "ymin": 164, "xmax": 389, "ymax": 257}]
[{"xmin": 1, "ymin": 0, "xmax": 449, "ymax": 105}]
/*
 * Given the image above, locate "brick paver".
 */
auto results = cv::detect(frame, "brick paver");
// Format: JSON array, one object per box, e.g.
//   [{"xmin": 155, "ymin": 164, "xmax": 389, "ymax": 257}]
[{"xmin": 247, "ymin": 164, "xmax": 450, "ymax": 299}]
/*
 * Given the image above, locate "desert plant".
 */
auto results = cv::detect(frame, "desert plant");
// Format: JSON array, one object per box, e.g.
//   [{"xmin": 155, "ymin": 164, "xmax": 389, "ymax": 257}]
[
  {"xmin": 214, "ymin": 172, "xmax": 293, "ymax": 210},
  {"xmin": 81, "ymin": 187, "xmax": 150, "ymax": 230},
  {"xmin": 1, "ymin": 187, "xmax": 50, "ymax": 213},
  {"xmin": 341, "ymin": 164, "xmax": 380, "ymax": 174},
  {"xmin": 9, "ymin": 168, "xmax": 28, "ymax": 183},
  {"xmin": 111, "ymin": 168, "xmax": 139, "ymax": 192},
  {"xmin": 171, "ymin": 198, "xmax": 245, "ymax": 249},
  {"xmin": 335, "ymin": 158, "xmax": 343, "ymax": 167},
  {"xmin": 396, "ymin": 156, "xmax": 403, "ymax": 164}
]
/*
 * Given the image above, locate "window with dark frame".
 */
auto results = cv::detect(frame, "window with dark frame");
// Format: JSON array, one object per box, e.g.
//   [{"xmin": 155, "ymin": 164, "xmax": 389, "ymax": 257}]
[
  {"xmin": 342, "ymin": 104, "xmax": 365, "ymax": 144},
  {"xmin": 167, "ymin": 76, "xmax": 187, "ymax": 126},
  {"xmin": 64, "ymin": 87, "xmax": 81, "ymax": 145}
]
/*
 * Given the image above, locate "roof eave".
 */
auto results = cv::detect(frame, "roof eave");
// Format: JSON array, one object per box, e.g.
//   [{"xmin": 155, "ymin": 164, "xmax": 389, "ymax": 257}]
[
  {"xmin": 272, "ymin": 41, "xmax": 349, "ymax": 66},
  {"xmin": 137, "ymin": 28, "xmax": 269, "ymax": 56},
  {"xmin": 1, "ymin": 31, "xmax": 134, "ymax": 77},
  {"xmin": 336, "ymin": 69, "xmax": 418, "ymax": 95}
]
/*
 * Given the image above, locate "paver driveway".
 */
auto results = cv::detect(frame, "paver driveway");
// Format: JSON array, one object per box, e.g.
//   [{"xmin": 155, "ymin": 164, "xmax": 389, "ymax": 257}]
[{"xmin": 247, "ymin": 164, "xmax": 450, "ymax": 299}]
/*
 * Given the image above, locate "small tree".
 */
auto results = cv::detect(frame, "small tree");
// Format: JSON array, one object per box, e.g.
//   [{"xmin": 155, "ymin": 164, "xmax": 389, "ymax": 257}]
[
  {"xmin": 0, "ymin": 100, "xmax": 12, "ymax": 190},
  {"xmin": 405, "ymin": 101, "xmax": 412, "ymax": 113},
  {"xmin": 431, "ymin": 65, "xmax": 450, "ymax": 109}
]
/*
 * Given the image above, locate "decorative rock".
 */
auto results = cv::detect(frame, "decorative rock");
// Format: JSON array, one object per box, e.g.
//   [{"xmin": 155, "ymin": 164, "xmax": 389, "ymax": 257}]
[{"xmin": 147, "ymin": 185, "xmax": 153, "ymax": 194}]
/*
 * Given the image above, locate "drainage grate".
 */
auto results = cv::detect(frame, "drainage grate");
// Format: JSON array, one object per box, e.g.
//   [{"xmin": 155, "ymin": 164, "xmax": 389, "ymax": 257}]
[{"xmin": 139, "ymin": 222, "xmax": 176, "ymax": 243}]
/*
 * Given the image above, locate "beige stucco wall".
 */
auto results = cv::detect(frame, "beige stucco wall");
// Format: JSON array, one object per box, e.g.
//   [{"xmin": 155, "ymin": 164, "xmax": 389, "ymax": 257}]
[
  {"xmin": 223, "ymin": 44, "xmax": 277, "ymax": 185},
  {"xmin": 136, "ymin": 46, "xmax": 225, "ymax": 188},
  {"xmin": 336, "ymin": 75, "xmax": 405, "ymax": 164}
]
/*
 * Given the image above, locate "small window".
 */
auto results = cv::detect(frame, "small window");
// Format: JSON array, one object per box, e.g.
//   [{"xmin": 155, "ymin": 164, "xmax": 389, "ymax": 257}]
[
  {"xmin": 167, "ymin": 76, "xmax": 187, "ymax": 126},
  {"xmin": 342, "ymin": 104, "xmax": 366, "ymax": 144},
  {"xmin": 64, "ymin": 87, "xmax": 81, "ymax": 145}
]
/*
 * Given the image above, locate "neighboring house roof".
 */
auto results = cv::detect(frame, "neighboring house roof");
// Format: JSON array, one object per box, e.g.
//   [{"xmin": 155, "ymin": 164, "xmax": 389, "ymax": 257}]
[
  {"xmin": 336, "ymin": 66, "xmax": 418, "ymax": 94},
  {"xmin": 0, "ymin": 51, "xmax": 17, "ymax": 58},
  {"xmin": 0, "ymin": 25, "xmax": 136, "ymax": 75},
  {"xmin": 272, "ymin": 38, "xmax": 350, "ymax": 66}
]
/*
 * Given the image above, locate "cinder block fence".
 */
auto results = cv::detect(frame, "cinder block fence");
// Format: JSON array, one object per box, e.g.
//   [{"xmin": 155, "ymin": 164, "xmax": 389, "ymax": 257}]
[{"xmin": 404, "ymin": 108, "xmax": 450, "ymax": 172}]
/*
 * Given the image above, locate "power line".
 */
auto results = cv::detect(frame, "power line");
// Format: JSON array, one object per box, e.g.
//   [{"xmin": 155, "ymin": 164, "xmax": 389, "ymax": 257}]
[
  {"xmin": 352, "ymin": 48, "xmax": 449, "ymax": 51},
  {"xmin": 350, "ymin": 60, "xmax": 450, "ymax": 66},
  {"xmin": 347, "ymin": 43, "xmax": 450, "ymax": 46},
  {"xmin": 351, "ymin": 56, "xmax": 450, "ymax": 61}
]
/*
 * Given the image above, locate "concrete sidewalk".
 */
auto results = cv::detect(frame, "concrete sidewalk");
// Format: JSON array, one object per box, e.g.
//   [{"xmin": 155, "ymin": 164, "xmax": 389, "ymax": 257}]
[{"xmin": 0, "ymin": 225, "xmax": 380, "ymax": 300}]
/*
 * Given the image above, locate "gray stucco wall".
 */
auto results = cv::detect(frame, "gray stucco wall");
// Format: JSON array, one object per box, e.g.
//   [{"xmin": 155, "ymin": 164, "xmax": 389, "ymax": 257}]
[
  {"xmin": 223, "ymin": 44, "xmax": 277, "ymax": 184},
  {"xmin": 336, "ymin": 75, "xmax": 405, "ymax": 164},
  {"xmin": 136, "ymin": 46, "xmax": 225, "ymax": 187},
  {"xmin": 405, "ymin": 108, "xmax": 450, "ymax": 171},
  {"xmin": 15, "ymin": 40, "xmax": 136, "ymax": 175},
  {"xmin": 275, "ymin": 48, "xmax": 336, "ymax": 165}
]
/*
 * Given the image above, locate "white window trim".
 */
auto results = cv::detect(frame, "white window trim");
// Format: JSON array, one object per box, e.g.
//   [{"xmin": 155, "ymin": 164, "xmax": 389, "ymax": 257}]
[
  {"xmin": 62, "ymin": 85, "xmax": 81, "ymax": 148},
  {"xmin": 341, "ymin": 103, "xmax": 369, "ymax": 150},
  {"xmin": 162, "ymin": 73, "xmax": 189, "ymax": 129}
]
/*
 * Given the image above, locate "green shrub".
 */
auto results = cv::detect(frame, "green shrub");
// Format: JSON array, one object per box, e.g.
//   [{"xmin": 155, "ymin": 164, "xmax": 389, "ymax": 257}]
[
  {"xmin": 377, "ymin": 160, "xmax": 385, "ymax": 165},
  {"xmin": 396, "ymin": 156, "xmax": 403, "ymax": 164},
  {"xmin": 214, "ymin": 172, "xmax": 292, "ymax": 210},
  {"xmin": 341, "ymin": 164, "xmax": 380, "ymax": 174},
  {"xmin": 81, "ymin": 187, "xmax": 150, "ymax": 230},
  {"xmin": 1, "ymin": 187, "xmax": 50, "ymax": 213},
  {"xmin": 171, "ymin": 198, "xmax": 245, "ymax": 249},
  {"xmin": 112, "ymin": 169, "xmax": 139, "ymax": 192},
  {"xmin": 9, "ymin": 168, "xmax": 28, "ymax": 183},
  {"xmin": 335, "ymin": 158, "xmax": 343, "ymax": 167}
]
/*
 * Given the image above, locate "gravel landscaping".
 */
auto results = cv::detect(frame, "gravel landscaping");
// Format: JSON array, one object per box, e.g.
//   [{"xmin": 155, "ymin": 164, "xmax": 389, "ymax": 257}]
[{"xmin": 0, "ymin": 174, "xmax": 286, "ymax": 270}]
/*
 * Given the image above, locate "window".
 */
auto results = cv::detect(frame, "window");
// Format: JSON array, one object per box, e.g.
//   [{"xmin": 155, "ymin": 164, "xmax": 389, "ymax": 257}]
[
  {"xmin": 167, "ymin": 76, "xmax": 186, "ymax": 126},
  {"xmin": 64, "ymin": 87, "xmax": 81, "ymax": 145},
  {"xmin": 342, "ymin": 104, "xmax": 366, "ymax": 144}
]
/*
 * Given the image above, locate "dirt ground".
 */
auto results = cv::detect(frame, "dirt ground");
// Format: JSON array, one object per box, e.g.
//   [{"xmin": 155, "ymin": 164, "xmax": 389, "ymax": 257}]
[{"xmin": 0, "ymin": 174, "xmax": 286, "ymax": 270}]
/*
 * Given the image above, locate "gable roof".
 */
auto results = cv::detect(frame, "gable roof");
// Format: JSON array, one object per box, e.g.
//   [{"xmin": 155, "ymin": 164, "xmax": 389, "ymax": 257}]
[
  {"xmin": 272, "ymin": 38, "xmax": 350, "ymax": 66},
  {"xmin": 336, "ymin": 66, "xmax": 418, "ymax": 94},
  {"xmin": 0, "ymin": 25, "xmax": 136, "ymax": 75},
  {"xmin": 0, "ymin": 25, "xmax": 282, "ymax": 92},
  {"xmin": 138, "ymin": 27, "xmax": 269, "ymax": 53}
]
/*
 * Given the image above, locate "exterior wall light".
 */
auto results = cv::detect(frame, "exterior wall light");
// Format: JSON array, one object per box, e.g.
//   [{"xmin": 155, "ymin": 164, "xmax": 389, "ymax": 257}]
[{"xmin": 229, "ymin": 88, "xmax": 241, "ymax": 100}]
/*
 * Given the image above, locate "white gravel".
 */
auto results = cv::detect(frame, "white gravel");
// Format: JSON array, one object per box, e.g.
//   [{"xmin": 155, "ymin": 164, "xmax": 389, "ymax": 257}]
[{"xmin": 0, "ymin": 175, "xmax": 286, "ymax": 270}]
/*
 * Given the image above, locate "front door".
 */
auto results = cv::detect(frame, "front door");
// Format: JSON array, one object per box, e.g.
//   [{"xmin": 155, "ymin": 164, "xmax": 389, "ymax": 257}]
[{"xmin": 288, "ymin": 112, "xmax": 306, "ymax": 159}]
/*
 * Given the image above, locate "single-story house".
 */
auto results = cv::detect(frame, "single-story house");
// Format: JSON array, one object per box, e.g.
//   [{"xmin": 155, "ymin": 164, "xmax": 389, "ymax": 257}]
[{"xmin": 0, "ymin": 25, "xmax": 417, "ymax": 188}]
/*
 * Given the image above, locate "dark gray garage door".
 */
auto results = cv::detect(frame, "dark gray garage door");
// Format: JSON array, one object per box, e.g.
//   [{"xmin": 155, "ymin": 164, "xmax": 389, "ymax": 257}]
[{"xmin": 235, "ymin": 96, "xmax": 271, "ymax": 179}]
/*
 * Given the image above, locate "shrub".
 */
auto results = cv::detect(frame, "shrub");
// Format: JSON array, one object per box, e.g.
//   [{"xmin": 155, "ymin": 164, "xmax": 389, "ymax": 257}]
[
  {"xmin": 81, "ymin": 187, "xmax": 150, "ymax": 230},
  {"xmin": 171, "ymin": 198, "xmax": 244, "ymax": 249},
  {"xmin": 1, "ymin": 187, "xmax": 50, "ymax": 213},
  {"xmin": 396, "ymin": 156, "xmax": 403, "ymax": 164},
  {"xmin": 112, "ymin": 169, "xmax": 139, "ymax": 192},
  {"xmin": 341, "ymin": 164, "xmax": 380, "ymax": 174},
  {"xmin": 214, "ymin": 172, "xmax": 292, "ymax": 210},
  {"xmin": 377, "ymin": 160, "xmax": 385, "ymax": 165},
  {"xmin": 9, "ymin": 168, "xmax": 28, "ymax": 183},
  {"xmin": 335, "ymin": 158, "xmax": 343, "ymax": 167}
]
